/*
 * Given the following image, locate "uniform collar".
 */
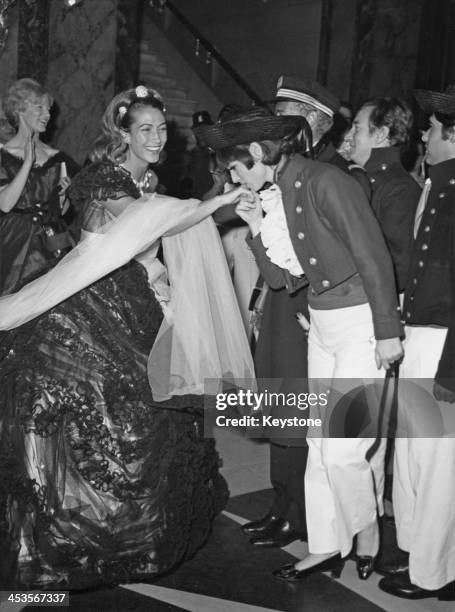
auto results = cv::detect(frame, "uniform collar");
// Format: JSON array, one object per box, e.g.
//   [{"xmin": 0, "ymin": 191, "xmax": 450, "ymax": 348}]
[
  {"xmin": 364, "ymin": 146, "xmax": 402, "ymax": 174},
  {"xmin": 428, "ymin": 157, "xmax": 455, "ymax": 187},
  {"xmin": 274, "ymin": 155, "xmax": 291, "ymax": 182},
  {"xmin": 315, "ymin": 140, "xmax": 336, "ymax": 162}
]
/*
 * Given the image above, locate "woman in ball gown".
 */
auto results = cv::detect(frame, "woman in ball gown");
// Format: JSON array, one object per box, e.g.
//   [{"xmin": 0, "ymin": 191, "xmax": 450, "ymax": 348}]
[
  {"xmin": 0, "ymin": 78, "xmax": 80, "ymax": 296},
  {"xmin": 0, "ymin": 86, "xmax": 253, "ymax": 590}
]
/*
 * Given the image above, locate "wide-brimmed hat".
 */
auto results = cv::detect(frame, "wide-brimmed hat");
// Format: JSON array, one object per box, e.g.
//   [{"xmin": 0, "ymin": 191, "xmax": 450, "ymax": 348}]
[
  {"xmin": 195, "ymin": 107, "xmax": 305, "ymax": 150},
  {"xmin": 272, "ymin": 75, "xmax": 340, "ymax": 117},
  {"xmin": 414, "ymin": 84, "xmax": 455, "ymax": 114}
]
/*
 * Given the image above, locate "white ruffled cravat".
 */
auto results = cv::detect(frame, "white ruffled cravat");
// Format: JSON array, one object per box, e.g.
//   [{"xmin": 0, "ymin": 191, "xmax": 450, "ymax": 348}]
[{"xmin": 259, "ymin": 183, "xmax": 304, "ymax": 277}]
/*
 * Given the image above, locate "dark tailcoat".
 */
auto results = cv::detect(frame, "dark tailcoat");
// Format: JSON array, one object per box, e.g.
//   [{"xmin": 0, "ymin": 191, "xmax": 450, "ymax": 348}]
[
  {"xmin": 403, "ymin": 158, "xmax": 455, "ymax": 390},
  {"xmin": 276, "ymin": 154, "xmax": 403, "ymax": 340},
  {"xmin": 365, "ymin": 147, "xmax": 421, "ymax": 292}
]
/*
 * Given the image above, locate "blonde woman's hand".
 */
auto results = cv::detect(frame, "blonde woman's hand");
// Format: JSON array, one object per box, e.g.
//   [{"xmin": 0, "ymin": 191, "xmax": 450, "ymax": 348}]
[
  {"xmin": 23, "ymin": 133, "xmax": 35, "ymax": 169},
  {"xmin": 218, "ymin": 185, "xmax": 254, "ymax": 206}
]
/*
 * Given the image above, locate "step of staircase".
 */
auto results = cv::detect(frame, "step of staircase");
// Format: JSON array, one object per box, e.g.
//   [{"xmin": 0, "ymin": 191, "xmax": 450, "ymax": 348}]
[
  {"xmin": 139, "ymin": 55, "xmax": 168, "ymax": 76},
  {"xmin": 167, "ymin": 111, "xmax": 190, "ymax": 124},
  {"xmin": 139, "ymin": 43, "xmax": 160, "ymax": 62},
  {"xmin": 165, "ymin": 97, "xmax": 199, "ymax": 116},
  {"xmin": 142, "ymin": 82, "xmax": 193, "ymax": 105},
  {"xmin": 140, "ymin": 73, "xmax": 179, "ymax": 90},
  {"xmin": 139, "ymin": 39, "xmax": 159, "ymax": 54},
  {"xmin": 159, "ymin": 86, "xmax": 188, "ymax": 100}
]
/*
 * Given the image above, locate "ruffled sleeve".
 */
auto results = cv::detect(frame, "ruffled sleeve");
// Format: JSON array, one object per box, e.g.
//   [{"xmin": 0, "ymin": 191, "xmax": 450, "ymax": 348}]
[
  {"xmin": 69, "ymin": 162, "xmax": 142, "ymax": 209},
  {"xmin": 69, "ymin": 162, "xmax": 143, "ymax": 232}
]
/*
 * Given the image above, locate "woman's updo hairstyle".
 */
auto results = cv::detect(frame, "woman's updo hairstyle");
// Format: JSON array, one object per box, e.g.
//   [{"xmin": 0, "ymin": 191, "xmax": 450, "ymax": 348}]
[
  {"xmin": 91, "ymin": 85, "xmax": 166, "ymax": 164},
  {"xmin": 3, "ymin": 78, "xmax": 53, "ymax": 129}
]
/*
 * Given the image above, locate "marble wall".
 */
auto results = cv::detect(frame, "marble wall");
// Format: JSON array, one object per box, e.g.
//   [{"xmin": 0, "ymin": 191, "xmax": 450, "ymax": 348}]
[
  {"xmin": 47, "ymin": 0, "xmax": 117, "ymax": 164},
  {"xmin": 17, "ymin": 0, "xmax": 50, "ymax": 83},
  {"xmin": 349, "ymin": 0, "xmax": 424, "ymax": 108},
  {"xmin": 0, "ymin": 2, "xmax": 19, "ymax": 143},
  {"xmin": 116, "ymin": 0, "xmax": 142, "ymax": 92},
  {"xmin": 0, "ymin": 0, "xmax": 117, "ymax": 162}
]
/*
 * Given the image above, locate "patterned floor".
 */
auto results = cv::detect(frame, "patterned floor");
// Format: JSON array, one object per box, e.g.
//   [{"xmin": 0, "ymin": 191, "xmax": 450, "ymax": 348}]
[{"xmin": 13, "ymin": 427, "xmax": 454, "ymax": 612}]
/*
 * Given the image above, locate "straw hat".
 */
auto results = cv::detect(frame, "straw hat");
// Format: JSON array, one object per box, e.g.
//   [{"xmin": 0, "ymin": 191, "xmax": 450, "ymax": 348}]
[
  {"xmin": 414, "ymin": 84, "xmax": 455, "ymax": 114},
  {"xmin": 196, "ymin": 107, "xmax": 305, "ymax": 150}
]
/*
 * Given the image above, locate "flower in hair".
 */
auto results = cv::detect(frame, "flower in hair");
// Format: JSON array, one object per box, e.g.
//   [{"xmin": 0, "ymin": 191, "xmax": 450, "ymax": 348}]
[
  {"xmin": 135, "ymin": 85, "xmax": 149, "ymax": 98},
  {"xmin": 118, "ymin": 105, "xmax": 128, "ymax": 118}
]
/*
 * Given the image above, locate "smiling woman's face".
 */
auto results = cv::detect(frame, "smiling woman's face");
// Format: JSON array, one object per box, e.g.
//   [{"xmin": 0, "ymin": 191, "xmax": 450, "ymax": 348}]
[
  {"xmin": 19, "ymin": 95, "xmax": 52, "ymax": 134},
  {"xmin": 125, "ymin": 105, "xmax": 167, "ymax": 166}
]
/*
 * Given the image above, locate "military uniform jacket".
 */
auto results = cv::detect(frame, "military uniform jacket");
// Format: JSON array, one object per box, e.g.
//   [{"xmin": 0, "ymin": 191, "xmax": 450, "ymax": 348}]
[
  {"xmin": 403, "ymin": 157, "xmax": 455, "ymax": 388},
  {"xmin": 365, "ymin": 147, "xmax": 421, "ymax": 292},
  {"xmin": 275, "ymin": 154, "xmax": 402, "ymax": 340}
]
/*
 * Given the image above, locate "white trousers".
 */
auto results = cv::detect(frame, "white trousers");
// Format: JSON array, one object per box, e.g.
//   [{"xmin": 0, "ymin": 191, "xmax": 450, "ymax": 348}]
[
  {"xmin": 306, "ymin": 303, "xmax": 386, "ymax": 556},
  {"xmin": 394, "ymin": 325, "xmax": 455, "ymax": 590},
  {"xmin": 221, "ymin": 226, "xmax": 259, "ymax": 333}
]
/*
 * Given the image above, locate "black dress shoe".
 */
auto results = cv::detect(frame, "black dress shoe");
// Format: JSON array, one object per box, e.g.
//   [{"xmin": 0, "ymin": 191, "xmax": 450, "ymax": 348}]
[
  {"xmin": 379, "ymin": 573, "xmax": 455, "ymax": 601},
  {"xmin": 355, "ymin": 555, "xmax": 376, "ymax": 580},
  {"xmin": 241, "ymin": 513, "xmax": 281, "ymax": 536},
  {"xmin": 273, "ymin": 555, "xmax": 344, "ymax": 582},
  {"xmin": 375, "ymin": 558, "xmax": 409, "ymax": 577},
  {"xmin": 250, "ymin": 519, "xmax": 304, "ymax": 548}
]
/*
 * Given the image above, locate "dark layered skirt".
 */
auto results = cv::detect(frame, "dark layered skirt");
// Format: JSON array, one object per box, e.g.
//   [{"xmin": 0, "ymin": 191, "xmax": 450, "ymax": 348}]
[{"xmin": 0, "ymin": 261, "xmax": 227, "ymax": 589}]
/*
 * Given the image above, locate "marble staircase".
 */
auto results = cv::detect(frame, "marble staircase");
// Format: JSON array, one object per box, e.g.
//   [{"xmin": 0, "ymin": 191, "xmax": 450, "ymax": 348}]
[
  {"xmin": 138, "ymin": 18, "xmax": 223, "ymax": 195},
  {"xmin": 139, "ymin": 40, "xmax": 199, "ymax": 149}
]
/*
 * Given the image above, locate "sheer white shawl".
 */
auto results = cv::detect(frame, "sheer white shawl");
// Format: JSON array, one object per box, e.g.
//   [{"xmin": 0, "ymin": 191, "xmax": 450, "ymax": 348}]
[{"xmin": 0, "ymin": 194, "xmax": 255, "ymax": 400}]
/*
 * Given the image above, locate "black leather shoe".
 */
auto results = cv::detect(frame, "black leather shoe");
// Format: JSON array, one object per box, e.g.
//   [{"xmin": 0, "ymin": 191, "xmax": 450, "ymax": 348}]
[
  {"xmin": 379, "ymin": 574, "xmax": 455, "ymax": 601},
  {"xmin": 273, "ymin": 554, "xmax": 344, "ymax": 582},
  {"xmin": 250, "ymin": 519, "xmax": 305, "ymax": 548},
  {"xmin": 241, "ymin": 513, "xmax": 281, "ymax": 536},
  {"xmin": 355, "ymin": 555, "xmax": 375, "ymax": 580},
  {"xmin": 375, "ymin": 558, "xmax": 409, "ymax": 577}
]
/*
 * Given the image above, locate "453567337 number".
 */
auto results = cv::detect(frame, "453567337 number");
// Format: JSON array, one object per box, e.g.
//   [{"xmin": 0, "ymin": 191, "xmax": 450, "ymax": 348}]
[{"xmin": 0, "ymin": 591, "xmax": 69, "ymax": 607}]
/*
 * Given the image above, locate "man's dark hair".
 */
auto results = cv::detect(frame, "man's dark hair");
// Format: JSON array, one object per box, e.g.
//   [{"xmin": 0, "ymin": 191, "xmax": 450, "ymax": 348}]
[
  {"xmin": 330, "ymin": 112, "xmax": 351, "ymax": 149},
  {"xmin": 215, "ymin": 133, "xmax": 302, "ymax": 170},
  {"xmin": 363, "ymin": 97, "xmax": 414, "ymax": 146},
  {"xmin": 435, "ymin": 111, "xmax": 455, "ymax": 140}
]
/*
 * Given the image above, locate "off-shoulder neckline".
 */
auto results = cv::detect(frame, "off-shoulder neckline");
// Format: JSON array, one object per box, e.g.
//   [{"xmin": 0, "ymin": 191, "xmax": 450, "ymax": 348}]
[{"xmin": 1, "ymin": 147, "xmax": 63, "ymax": 169}]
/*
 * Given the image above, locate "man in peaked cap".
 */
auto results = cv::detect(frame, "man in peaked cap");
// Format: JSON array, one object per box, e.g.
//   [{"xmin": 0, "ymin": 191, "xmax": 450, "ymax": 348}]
[
  {"xmin": 274, "ymin": 75, "xmax": 341, "ymax": 164},
  {"xmin": 377, "ymin": 85, "xmax": 455, "ymax": 601}
]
